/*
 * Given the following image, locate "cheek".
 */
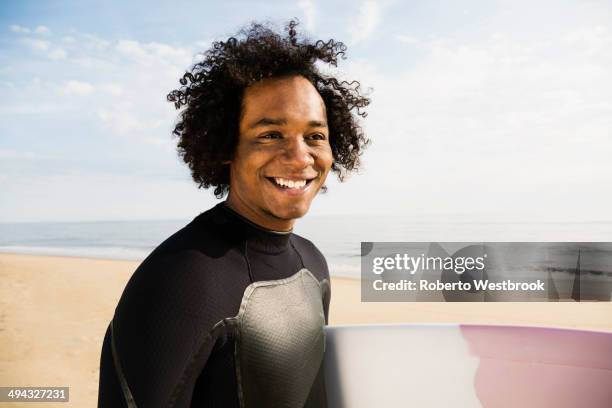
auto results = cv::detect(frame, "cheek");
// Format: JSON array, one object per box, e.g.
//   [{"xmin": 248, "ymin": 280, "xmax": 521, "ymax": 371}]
[
  {"xmin": 230, "ymin": 157, "xmax": 254, "ymax": 189},
  {"xmin": 233, "ymin": 146, "xmax": 263, "ymax": 174},
  {"xmin": 318, "ymin": 146, "xmax": 334, "ymax": 173}
]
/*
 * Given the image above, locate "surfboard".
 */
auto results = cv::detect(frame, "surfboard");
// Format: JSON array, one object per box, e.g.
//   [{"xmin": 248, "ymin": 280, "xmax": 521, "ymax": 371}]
[{"xmin": 323, "ymin": 324, "xmax": 612, "ymax": 407}]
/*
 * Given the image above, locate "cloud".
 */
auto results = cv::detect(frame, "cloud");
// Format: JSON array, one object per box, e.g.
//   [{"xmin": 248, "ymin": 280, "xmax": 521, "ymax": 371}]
[
  {"xmin": 9, "ymin": 24, "xmax": 30, "ymax": 33},
  {"xmin": 8, "ymin": 31, "xmax": 193, "ymax": 144},
  {"xmin": 34, "ymin": 25, "xmax": 50, "ymax": 35},
  {"xmin": 563, "ymin": 25, "xmax": 612, "ymax": 58},
  {"xmin": 96, "ymin": 102, "xmax": 167, "ymax": 143},
  {"xmin": 9, "ymin": 24, "xmax": 50, "ymax": 34},
  {"xmin": 396, "ymin": 34, "xmax": 419, "ymax": 45},
  {"xmin": 0, "ymin": 102, "xmax": 72, "ymax": 115},
  {"xmin": 56, "ymin": 80, "xmax": 123, "ymax": 97},
  {"xmin": 5, "ymin": 28, "xmax": 183, "ymax": 142},
  {"xmin": 0, "ymin": 149, "xmax": 47, "ymax": 159},
  {"xmin": 98, "ymin": 83, "xmax": 124, "ymax": 96},
  {"xmin": 22, "ymin": 38, "xmax": 50, "ymax": 51},
  {"xmin": 47, "ymin": 47, "xmax": 67, "ymax": 59},
  {"xmin": 297, "ymin": 0, "xmax": 316, "ymax": 31},
  {"xmin": 97, "ymin": 107, "xmax": 147, "ymax": 135},
  {"xmin": 21, "ymin": 37, "xmax": 67, "ymax": 59},
  {"xmin": 59, "ymin": 80, "xmax": 95, "ymax": 96},
  {"xmin": 348, "ymin": 1, "xmax": 383, "ymax": 44},
  {"xmin": 83, "ymin": 33, "xmax": 111, "ymax": 50},
  {"xmin": 339, "ymin": 26, "xmax": 612, "ymax": 218},
  {"xmin": 116, "ymin": 40, "xmax": 192, "ymax": 66}
]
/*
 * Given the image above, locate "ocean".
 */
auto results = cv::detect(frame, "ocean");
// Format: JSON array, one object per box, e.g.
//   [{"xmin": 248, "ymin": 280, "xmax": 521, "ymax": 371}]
[{"xmin": 1, "ymin": 215, "xmax": 612, "ymax": 279}]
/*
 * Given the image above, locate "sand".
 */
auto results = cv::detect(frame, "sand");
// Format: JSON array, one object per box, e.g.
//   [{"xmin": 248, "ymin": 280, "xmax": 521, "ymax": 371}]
[{"xmin": 0, "ymin": 252, "xmax": 610, "ymax": 407}]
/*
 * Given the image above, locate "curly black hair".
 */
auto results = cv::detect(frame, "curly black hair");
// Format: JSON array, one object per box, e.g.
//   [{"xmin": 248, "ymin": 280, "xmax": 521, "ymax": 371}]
[{"xmin": 167, "ymin": 19, "xmax": 370, "ymax": 198}]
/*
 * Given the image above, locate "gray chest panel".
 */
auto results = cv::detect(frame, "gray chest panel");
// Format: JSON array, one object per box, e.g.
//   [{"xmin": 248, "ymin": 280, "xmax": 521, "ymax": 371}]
[{"xmin": 230, "ymin": 268, "xmax": 328, "ymax": 408}]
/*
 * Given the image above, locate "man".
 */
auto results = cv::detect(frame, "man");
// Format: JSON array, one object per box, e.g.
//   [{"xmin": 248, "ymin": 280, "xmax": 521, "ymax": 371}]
[{"xmin": 98, "ymin": 19, "xmax": 369, "ymax": 407}]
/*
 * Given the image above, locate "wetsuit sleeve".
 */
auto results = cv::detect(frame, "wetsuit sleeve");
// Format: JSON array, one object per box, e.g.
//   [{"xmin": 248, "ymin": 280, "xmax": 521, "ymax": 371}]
[{"xmin": 97, "ymin": 251, "xmax": 219, "ymax": 408}]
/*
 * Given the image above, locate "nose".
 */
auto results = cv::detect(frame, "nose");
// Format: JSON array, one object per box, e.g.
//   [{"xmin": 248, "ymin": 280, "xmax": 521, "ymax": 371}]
[{"xmin": 281, "ymin": 137, "xmax": 314, "ymax": 169}]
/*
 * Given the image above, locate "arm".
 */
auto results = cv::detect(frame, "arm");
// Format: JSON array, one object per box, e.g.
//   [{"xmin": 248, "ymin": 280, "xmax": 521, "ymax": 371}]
[{"xmin": 97, "ymin": 251, "xmax": 218, "ymax": 408}]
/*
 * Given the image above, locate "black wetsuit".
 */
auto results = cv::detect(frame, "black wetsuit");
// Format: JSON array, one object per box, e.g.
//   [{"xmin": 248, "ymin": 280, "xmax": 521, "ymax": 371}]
[{"xmin": 97, "ymin": 202, "xmax": 330, "ymax": 407}]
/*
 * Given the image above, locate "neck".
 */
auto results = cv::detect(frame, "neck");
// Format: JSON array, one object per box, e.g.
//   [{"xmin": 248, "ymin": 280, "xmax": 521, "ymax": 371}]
[{"xmin": 224, "ymin": 194, "xmax": 294, "ymax": 232}]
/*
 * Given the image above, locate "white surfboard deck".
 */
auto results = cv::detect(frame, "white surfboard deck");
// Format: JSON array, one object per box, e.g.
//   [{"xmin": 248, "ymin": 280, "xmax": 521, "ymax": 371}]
[{"xmin": 323, "ymin": 324, "xmax": 612, "ymax": 408}]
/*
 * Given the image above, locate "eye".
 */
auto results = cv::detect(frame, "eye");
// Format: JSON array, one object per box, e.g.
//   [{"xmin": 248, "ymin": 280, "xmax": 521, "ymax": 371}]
[
  {"xmin": 306, "ymin": 133, "xmax": 326, "ymax": 141},
  {"xmin": 259, "ymin": 132, "xmax": 282, "ymax": 140}
]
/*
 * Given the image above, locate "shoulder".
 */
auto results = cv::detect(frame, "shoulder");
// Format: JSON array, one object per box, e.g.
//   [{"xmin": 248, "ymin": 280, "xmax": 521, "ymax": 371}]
[
  {"xmin": 149, "ymin": 205, "xmax": 227, "ymax": 259},
  {"xmin": 116, "ymin": 204, "xmax": 237, "ymax": 318},
  {"xmin": 290, "ymin": 233, "xmax": 329, "ymax": 281},
  {"xmin": 138, "ymin": 202, "xmax": 236, "ymax": 274},
  {"xmin": 133, "ymin": 209, "xmax": 225, "ymax": 286}
]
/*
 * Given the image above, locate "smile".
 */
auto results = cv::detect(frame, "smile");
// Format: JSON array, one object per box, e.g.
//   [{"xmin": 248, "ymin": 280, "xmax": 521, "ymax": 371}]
[{"xmin": 265, "ymin": 176, "xmax": 316, "ymax": 192}]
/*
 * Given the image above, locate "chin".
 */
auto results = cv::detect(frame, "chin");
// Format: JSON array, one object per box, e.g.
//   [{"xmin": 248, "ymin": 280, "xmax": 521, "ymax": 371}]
[{"xmin": 272, "ymin": 203, "xmax": 310, "ymax": 221}]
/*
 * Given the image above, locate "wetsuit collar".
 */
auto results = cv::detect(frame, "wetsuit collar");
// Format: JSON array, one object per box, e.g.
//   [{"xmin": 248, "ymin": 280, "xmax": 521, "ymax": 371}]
[{"xmin": 215, "ymin": 201, "xmax": 292, "ymax": 254}]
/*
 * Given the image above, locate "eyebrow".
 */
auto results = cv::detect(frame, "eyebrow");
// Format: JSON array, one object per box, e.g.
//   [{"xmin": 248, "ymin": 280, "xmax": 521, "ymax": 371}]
[{"xmin": 248, "ymin": 117, "xmax": 327, "ymax": 129}]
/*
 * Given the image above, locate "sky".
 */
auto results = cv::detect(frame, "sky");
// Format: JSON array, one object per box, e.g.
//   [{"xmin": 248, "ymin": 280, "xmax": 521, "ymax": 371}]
[{"xmin": 1, "ymin": 0, "xmax": 611, "ymax": 222}]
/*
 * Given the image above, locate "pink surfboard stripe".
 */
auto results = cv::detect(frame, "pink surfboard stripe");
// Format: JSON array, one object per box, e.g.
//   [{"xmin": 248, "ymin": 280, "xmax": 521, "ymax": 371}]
[{"xmin": 460, "ymin": 325, "xmax": 612, "ymax": 407}]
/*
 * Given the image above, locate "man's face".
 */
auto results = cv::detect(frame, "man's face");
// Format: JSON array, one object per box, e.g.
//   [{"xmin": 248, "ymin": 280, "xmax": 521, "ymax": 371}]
[{"xmin": 227, "ymin": 75, "xmax": 333, "ymax": 231}]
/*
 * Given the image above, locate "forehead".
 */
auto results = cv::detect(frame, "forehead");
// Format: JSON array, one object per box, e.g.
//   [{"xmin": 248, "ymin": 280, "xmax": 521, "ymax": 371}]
[{"xmin": 240, "ymin": 75, "xmax": 326, "ymax": 124}]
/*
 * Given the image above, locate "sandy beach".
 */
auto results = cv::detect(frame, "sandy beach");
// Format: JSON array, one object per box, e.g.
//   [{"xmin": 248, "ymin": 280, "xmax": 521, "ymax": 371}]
[{"xmin": 1, "ymin": 252, "xmax": 611, "ymax": 407}]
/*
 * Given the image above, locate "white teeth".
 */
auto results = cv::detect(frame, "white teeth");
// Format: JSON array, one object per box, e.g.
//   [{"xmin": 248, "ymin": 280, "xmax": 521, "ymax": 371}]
[{"xmin": 273, "ymin": 177, "xmax": 307, "ymax": 189}]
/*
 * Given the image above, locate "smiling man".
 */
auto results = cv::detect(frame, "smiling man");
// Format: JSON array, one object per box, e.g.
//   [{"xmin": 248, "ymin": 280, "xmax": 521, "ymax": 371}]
[{"xmin": 98, "ymin": 20, "xmax": 369, "ymax": 408}]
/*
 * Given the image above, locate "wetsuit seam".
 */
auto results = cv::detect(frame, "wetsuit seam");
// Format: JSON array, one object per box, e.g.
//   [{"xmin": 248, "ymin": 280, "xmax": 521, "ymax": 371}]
[
  {"xmin": 165, "ymin": 329, "xmax": 221, "ymax": 407},
  {"xmin": 290, "ymin": 238, "xmax": 306, "ymax": 269},
  {"xmin": 110, "ymin": 319, "xmax": 137, "ymax": 408},
  {"xmin": 244, "ymin": 241, "xmax": 254, "ymax": 283}
]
